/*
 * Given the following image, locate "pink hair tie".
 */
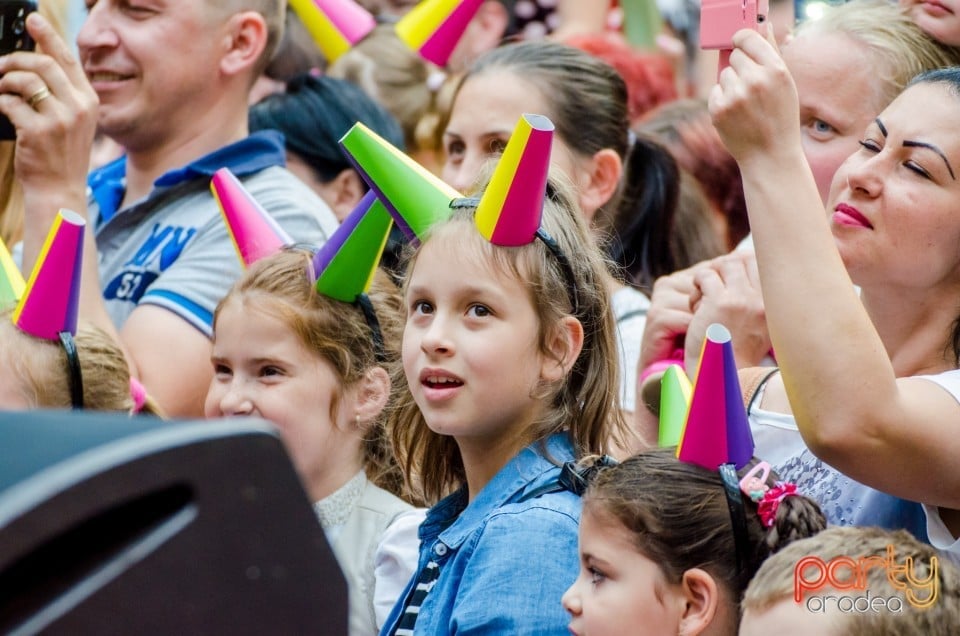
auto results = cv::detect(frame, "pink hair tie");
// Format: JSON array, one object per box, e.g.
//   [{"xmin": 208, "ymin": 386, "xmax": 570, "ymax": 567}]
[
  {"xmin": 129, "ymin": 377, "xmax": 147, "ymax": 413},
  {"xmin": 756, "ymin": 483, "xmax": 798, "ymax": 528}
]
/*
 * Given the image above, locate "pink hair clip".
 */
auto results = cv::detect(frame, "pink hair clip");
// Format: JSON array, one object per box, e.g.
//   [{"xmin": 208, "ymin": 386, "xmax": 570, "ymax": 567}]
[
  {"xmin": 738, "ymin": 461, "xmax": 771, "ymax": 502},
  {"xmin": 129, "ymin": 377, "xmax": 147, "ymax": 414},
  {"xmin": 756, "ymin": 482, "xmax": 798, "ymax": 528}
]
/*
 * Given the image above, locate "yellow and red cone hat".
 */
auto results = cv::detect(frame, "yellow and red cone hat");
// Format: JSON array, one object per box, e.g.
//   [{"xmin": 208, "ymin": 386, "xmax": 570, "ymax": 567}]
[
  {"xmin": 395, "ymin": 0, "xmax": 484, "ymax": 67},
  {"xmin": 289, "ymin": 0, "xmax": 377, "ymax": 64},
  {"xmin": 13, "ymin": 210, "xmax": 84, "ymax": 340}
]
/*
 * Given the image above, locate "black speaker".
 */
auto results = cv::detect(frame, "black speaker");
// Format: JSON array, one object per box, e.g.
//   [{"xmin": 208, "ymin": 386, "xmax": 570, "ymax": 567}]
[{"xmin": 0, "ymin": 411, "xmax": 347, "ymax": 635}]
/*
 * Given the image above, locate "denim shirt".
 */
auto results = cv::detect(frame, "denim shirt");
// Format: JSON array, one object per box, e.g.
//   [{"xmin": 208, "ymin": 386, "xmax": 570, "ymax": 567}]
[{"xmin": 380, "ymin": 433, "xmax": 581, "ymax": 635}]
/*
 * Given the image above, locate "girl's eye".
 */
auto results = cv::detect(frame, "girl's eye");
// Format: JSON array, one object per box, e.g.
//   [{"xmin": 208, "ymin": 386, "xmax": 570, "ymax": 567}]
[
  {"xmin": 467, "ymin": 304, "xmax": 491, "ymax": 318},
  {"xmin": 905, "ymin": 162, "xmax": 932, "ymax": 180},
  {"xmin": 260, "ymin": 366, "xmax": 284, "ymax": 378},
  {"xmin": 487, "ymin": 138, "xmax": 507, "ymax": 154},
  {"xmin": 812, "ymin": 120, "xmax": 835, "ymax": 134},
  {"xmin": 445, "ymin": 140, "xmax": 465, "ymax": 161},
  {"xmin": 412, "ymin": 300, "xmax": 434, "ymax": 315},
  {"xmin": 588, "ymin": 567, "xmax": 606, "ymax": 586},
  {"xmin": 213, "ymin": 363, "xmax": 231, "ymax": 377},
  {"xmin": 858, "ymin": 139, "xmax": 881, "ymax": 153}
]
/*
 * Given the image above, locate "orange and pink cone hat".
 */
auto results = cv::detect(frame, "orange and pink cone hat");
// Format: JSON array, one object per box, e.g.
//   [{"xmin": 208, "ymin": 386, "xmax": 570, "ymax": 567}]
[
  {"xmin": 288, "ymin": 0, "xmax": 377, "ymax": 63},
  {"xmin": 675, "ymin": 323, "xmax": 755, "ymax": 470},
  {"xmin": 312, "ymin": 190, "xmax": 393, "ymax": 303},
  {"xmin": 13, "ymin": 210, "xmax": 84, "ymax": 340},
  {"xmin": 0, "ymin": 234, "xmax": 24, "ymax": 309},
  {"xmin": 395, "ymin": 0, "xmax": 484, "ymax": 67},
  {"xmin": 211, "ymin": 168, "xmax": 294, "ymax": 268}
]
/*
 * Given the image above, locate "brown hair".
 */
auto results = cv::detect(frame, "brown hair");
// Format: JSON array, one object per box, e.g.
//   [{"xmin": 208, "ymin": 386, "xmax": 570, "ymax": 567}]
[
  {"xmin": 583, "ymin": 449, "xmax": 826, "ymax": 600},
  {"xmin": 213, "ymin": 247, "xmax": 406, "ymax": 497},
  {"xmin": 327, "ymin": 23, "xmax": 439, "ymax": 155},
  {"xmin": 388, "ymin": 174, "xmax": 628, "ymax": 504},
  {"xmin": 0, "ymin": 316, "xmax": 163, "ymax": 416},
  {"xmin": 744, "ymin": 526, "xmax": 960, "ymax": 635}
]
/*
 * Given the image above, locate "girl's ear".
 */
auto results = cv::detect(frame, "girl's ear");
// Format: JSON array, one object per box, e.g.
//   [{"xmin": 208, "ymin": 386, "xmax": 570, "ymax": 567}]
[
  {"xmin": 541, "ymin": 316, "xmax": 585, "ymax": 382},
  {"xmin": 677, "ymin": 568, "xmax": 721, "ymax": 636},
  {"xmin": 353, "ymin": 366, "xmax": 391, "ymax": 430},
  {"xmin": 577, "ymin": 148, "xmax": 623, "ymax": 223}
]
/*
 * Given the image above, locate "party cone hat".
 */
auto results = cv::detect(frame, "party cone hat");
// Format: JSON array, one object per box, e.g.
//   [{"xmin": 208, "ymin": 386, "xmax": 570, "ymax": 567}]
[
  {"xmin": 211, "ymin": 168, "xmax": 293, "ymax": 268},
  {"xmin": 289, "ymin": 0, "xmax": 376, "ymax": 63},
  {"xmin": 395, "ymin": 0, "xmax": 484, "ymax": 67},
  {"xmin": 676, "ymin": 323, "xmax": 755, "ymax": 470},
  {"xmin": 313, "ymin": 190, "xmax": 393, "ymax": 302},
  {"xmin": 0, "ymin": 235, "xmax": 24, "ymax": 308},
  {"xmin": 340, "ymin": 121, "xmax": 461, "ymax": 242},
  {"xmin": 13, "ymin": 210, "xmax": 84, "ymax": 340},
  {"xmin": 474, "ymin": 113, "xmax": 553, "ymax": 246},
  {"xmin": 658, "ymin": 364, "xmax": 692, "ymax": 447}
]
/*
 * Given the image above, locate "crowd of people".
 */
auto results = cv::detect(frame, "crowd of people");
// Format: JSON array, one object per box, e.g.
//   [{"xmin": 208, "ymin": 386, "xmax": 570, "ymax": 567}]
[{"xmin": 2, "ymin": 0, "xmax": 960, "ymax": 633}]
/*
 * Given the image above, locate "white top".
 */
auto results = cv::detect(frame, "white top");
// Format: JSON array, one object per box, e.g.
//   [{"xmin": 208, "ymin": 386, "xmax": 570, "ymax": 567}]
[
  {"xmin": 916, "ymin": 369, "xmax": 960, "ymax": 563},
  {"xmin": 611, "ymin": 285, "xmax": 650, "ymax": 414},
  {"xmin": 748, "ymin": 377, "xmax": 927, "ymax": 538}
]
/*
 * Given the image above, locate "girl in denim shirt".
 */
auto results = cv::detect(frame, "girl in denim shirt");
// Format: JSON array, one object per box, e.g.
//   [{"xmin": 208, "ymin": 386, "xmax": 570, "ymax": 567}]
[{"xmin": 341, "ymin": 113, "xmax": 629, "ymax": 634}]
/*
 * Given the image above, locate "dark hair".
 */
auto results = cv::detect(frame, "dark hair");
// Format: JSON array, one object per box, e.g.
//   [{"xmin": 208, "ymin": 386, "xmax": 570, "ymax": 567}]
[
  {"xmin": 249, "ymin": 73, "xmax": 405, "ymax": 183},
  {"xmin": 583, "ymin": 449, "xmax": 826, "ymax": 597},
  {"xmin": 907, "ymin": 68, "xmax": 960, "ymax": 363},
  {"xmin": 462, "ymin": 40, "xmax": 683, "ymax": 291},
  {"xmin": 606, "ymin": 134, "xmax": 681, "ymax": 293}
]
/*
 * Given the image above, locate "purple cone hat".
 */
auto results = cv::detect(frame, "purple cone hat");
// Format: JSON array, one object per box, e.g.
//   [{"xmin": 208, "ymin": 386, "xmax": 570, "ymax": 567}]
[
  {"xmin": 675, "ymin": 323, "xmax": 755, "ymax": 470},
  {"xmin": 340, "ymin": 121, "xmax": 461, "ymax": 243},
  {"xmin": 312, "ymin": 190, "xmax": 393, "ymax": 303},
  {"xmin": 211, "ymin": 168, "xmax": 294, "ymax": 268},
  {"xmin": 13, "ymin": 210, "xmax": 84, "ymax": 340},
  {"xmin": 288, "ymin": 0, "xmax": 377, "ymax": 63},
  {"xmin": 395, "ymin": 0, "xmax": 484, "ymax": 67},
  {"xmin": 474, "ymin": 113, "xmax": 553, "ymax": 246},
  {"xmin": 0, "ymin": 234, "xmax": 24, "ymax": 309}
]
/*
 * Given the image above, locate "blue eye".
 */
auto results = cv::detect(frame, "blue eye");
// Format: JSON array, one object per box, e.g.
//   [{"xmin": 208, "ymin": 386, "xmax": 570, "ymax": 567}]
[{"xmin": 588, "ymin": 567, "xmax": 606, "ymax": 586}]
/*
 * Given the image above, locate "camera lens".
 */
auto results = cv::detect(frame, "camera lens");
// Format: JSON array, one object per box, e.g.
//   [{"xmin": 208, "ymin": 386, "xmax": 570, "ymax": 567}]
[{"xmin": 12, "ymin": 18, "xmax": 24, "ymax": 35}]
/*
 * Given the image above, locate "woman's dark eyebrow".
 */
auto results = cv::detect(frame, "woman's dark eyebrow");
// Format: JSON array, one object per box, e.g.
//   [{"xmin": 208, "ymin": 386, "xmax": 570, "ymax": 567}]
[
  {"xmin": 903, "ymin": 140, "xmax": 956, "ymax": 180},
  {"xmin": 875, "ymin": 118, "xmax": 887, "ymax": 137}
]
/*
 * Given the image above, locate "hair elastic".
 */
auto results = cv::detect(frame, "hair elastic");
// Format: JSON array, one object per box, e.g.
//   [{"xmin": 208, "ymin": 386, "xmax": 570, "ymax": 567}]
[
  {"xmin": 129, "ymin": 377, "xmax": 147, "ymax": 413},
  {"xmin": 738, "ymin": 461, "xmax": 799, "ymax": 528},
  {"xmin": 59, "ymin": 331, "xmax": 83, "ymax": 410}
]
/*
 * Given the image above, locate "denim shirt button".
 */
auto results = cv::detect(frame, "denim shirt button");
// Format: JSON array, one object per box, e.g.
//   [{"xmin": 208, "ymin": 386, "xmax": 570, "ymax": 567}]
[{"xmin": 434, "ymin": 542, "xmax": 448, "ymax": 556}]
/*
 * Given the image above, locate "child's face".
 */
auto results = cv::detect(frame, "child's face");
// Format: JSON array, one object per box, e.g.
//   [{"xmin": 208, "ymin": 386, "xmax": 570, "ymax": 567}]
[
  {"xmin": 402, "ymin": 232, "xmax": 551, "ymax": 457},
  {"xmin": 205, "ymin": 300, "xmax": 363, "ymax": 500},
  {"xmin": 562, "ymin": 507, "xmax": 684, "ymax": 636},
  {"xmin": 740, "ymin": 598, "xmax": 846, "ymax": 636}
]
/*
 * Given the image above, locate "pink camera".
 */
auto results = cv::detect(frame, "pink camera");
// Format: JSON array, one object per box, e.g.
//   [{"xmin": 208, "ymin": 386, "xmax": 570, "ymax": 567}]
[{"xmin": 700, "ymin": 0, "xmax": 769, "ymax": 50}]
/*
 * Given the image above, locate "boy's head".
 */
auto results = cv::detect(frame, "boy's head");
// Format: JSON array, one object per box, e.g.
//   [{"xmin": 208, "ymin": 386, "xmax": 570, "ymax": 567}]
[{"xmin": 741, "ymin": 526, "xmax": 960, "ymax": 635}]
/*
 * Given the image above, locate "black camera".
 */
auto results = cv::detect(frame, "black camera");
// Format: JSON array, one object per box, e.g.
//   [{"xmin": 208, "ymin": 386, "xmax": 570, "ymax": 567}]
[{"xmin": 0, "ymin": 0, "xmax": 37, "ymax": 140}]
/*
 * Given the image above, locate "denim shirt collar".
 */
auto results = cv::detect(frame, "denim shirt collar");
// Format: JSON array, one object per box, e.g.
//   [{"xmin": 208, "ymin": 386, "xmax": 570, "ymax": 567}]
[
  {"xmin": 88, "ymin": 130, "xmax": 287, "ymax": 224},
  {"xmin": 420, "ymin": 432, "xmax": 576, "ymax": 550}
]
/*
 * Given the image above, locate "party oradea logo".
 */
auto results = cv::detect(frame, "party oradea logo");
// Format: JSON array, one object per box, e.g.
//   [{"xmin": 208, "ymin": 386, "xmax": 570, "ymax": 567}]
[{"xmin": 793, "ymin": 545, "xmax": 938, "ymax": 614}]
